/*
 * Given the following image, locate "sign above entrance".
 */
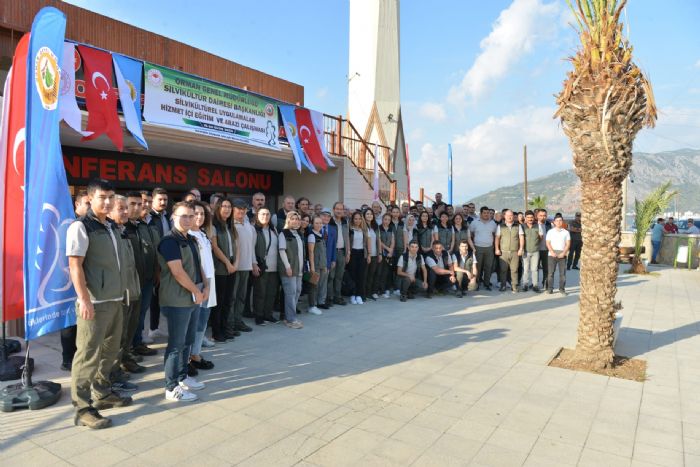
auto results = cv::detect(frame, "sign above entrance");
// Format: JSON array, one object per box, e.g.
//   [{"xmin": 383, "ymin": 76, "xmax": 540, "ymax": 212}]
[
  {"xmin": 143, "ymin": 62, "xmax": 280, "ymax": 151},
  {"xmin": 63, "ymin": 147, "xmax": 283, "ymax": 195}
]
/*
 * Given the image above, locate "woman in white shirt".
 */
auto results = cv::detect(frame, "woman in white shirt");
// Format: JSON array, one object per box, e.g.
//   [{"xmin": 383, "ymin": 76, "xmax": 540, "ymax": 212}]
[
  {"xmin": 347, "ymin": 211, "xmax": 370, "ymax": 305},
  {"xmin": 189, "ymin": 201, "xmax": 217, "ymax": 371},
  {"xmin": 363, "ymin": 209, "xmax": 382, "ymax": 301}
]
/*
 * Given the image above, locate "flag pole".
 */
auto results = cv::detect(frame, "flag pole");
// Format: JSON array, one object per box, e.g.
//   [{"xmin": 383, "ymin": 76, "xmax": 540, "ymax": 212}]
[
  {"xmin": 405, "ymin": 143, "xmax": 411, "ymax": 203},
  {"xmin": 448, "ymin": 144, "xmax": 453, "ymax": 205},
  {"xmin": 523, "ymin": 145, "xmax": 528, "ymax": 212}
]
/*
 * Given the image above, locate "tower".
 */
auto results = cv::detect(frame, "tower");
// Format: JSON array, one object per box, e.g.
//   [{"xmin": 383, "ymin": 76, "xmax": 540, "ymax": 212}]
[{"xmin": 348, "ymin": 0, "xmax": 408, "ymax": 198}]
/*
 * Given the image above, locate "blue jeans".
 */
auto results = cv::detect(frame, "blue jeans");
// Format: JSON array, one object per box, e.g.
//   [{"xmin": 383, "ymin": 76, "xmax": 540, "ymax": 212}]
[
  {"xmin": 652, "ymin": 240, "xmax": 661, "ymax": 262},
  {"xmin": 161, "ymin": 305, "xmax": 199, "ymax": 391},
  {"xmin": 132, "ymin": 280, "xmax": 154, "ymax": 347},
  {"xmin": 191, "ymin": 306, "xmax": 211, "ymax": 356},
  {"xmin": 280, "ymin": 275, "xmax": 302, "ymax": 322}
]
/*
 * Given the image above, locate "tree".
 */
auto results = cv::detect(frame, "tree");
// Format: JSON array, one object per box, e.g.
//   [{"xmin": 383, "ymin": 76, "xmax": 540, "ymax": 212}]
[
  {"xmin": 629, "ymin": 182, "xmax": 677, "ymax": 274},
  {"xmin": 528, "ymin": 195, "xmax": 547, "ymax": 210},
  {"xmin": 555, "ymin": 0, "xmax": 657, "ymax": 369}
]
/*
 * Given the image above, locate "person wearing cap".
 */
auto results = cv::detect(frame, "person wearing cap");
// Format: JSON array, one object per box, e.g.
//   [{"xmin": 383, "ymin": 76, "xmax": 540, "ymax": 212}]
[
  {"xmin": 318, "ymin": 207, "xmax": 337, "ymax": 308},
  {"xmin": 567, "ymin": 212, "xmax": 582, "ymax": 270},
  {"xmin": 229, "ymin": 198, "xmax": 256, "ymax": 334}
]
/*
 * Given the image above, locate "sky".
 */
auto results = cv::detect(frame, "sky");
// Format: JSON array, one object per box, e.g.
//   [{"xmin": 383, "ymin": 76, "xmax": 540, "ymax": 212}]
[{"xmin": 65, "ymin": 0, "xmax": 700, "ymax": 202}]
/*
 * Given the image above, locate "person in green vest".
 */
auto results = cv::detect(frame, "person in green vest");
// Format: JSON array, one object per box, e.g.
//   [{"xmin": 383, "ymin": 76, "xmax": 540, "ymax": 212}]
[
  {"xmin": 520, "ymin": 210, "xmax": 543, "ymax": 292},
  {"xmin": 252, "ymin": 208, "xmax": 279, "ymax": 325},
  {"xmin": 396, "ymin": 240, "xmax": 428, "ymax": 301},
  {"xmin": 378, "ymin": 213, "xmax": 395, "ymax": 298},
  {"xmin": 432, "ymin": 211, "xmax": 455, "ymax": 254},
  {"xmin": 495, "ymin": 209, "xmax": 524, "ymax": 293},
  {"xmin": 67, "ymin": 179, "xmax": 132, "ymax": 430},
  {"xmin": 158, "ymin": 201, "xmax": 210, "ymax": 402},
  {"xmin": 278, "ymin": 211, "xmax": 305, "ymax": 328},
  {"xmin": 210, "ymin": 198, "xmax": 238, "ymax": 342}
]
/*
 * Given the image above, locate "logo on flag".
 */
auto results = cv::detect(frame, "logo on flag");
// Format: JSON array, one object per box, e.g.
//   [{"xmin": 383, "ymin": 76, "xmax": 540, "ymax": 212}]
[
  {"xmin": 147, "ymin": 68, "xmax": 163, "ymax": 86},
  {"xmin": 34, "ymin": 46, "xmax": 60, "ymax": 110}
]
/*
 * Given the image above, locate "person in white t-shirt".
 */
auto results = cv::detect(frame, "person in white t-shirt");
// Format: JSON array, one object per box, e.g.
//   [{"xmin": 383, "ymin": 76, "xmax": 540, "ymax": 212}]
[{"xmin": 545, "ymin": 215, "xmax": 571, "ymax": 294}]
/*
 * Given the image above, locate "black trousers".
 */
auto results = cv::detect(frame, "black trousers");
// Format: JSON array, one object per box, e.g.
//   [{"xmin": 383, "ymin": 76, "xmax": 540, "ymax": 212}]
[
  {"xmin": 538, "ymin": 249, "xmax": 549, "ymax": 287},
  {"xmin": 212, "ymin": 273, "xmax": 235, "ymax": 339},
  {"xmin": 363, "ymin": 256, "xmax": 379, "ymax": 297},
  {"xmin": 428, "ymin": 269, "xmax": 452, "ymax": 293},
  {"xmin": 399, "ymin": 274, "xmax": 422, "ymax": 296},
  {"xmin": 348, "ymin": 249, "xmax": 367, "ymax": 297},
  {"xmin": 149, "ymin": 284, "xmax": 160, "ymax": 331},
  {"xmin": 567, "ymin": 240, "xmax": 582, "ymax": 268},
  {"xmin": 60, "ymin": 325, "xmax": 77, "ymax": 365}
]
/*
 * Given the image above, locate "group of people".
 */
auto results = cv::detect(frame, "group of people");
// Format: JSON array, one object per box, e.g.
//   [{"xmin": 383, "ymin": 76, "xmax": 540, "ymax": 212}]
[
  {"xmin": 64, "ymin": 182, "xmax": 580, "ymax": 429},
  {"xmin": 650, "ymin": 216, "xmax": 699, "ymax": 263}
]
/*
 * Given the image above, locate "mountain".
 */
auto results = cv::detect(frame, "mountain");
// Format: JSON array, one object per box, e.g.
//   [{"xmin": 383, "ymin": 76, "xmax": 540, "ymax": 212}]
[{"xmin": 469, "ymin": 149, "xmax": 700, "ymax": 215}]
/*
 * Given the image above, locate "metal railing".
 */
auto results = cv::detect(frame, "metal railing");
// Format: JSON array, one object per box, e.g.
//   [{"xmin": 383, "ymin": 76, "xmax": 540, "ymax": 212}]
[{"xmin": 322, "ymin": 114, "xmax": 402, "ymax": 206}]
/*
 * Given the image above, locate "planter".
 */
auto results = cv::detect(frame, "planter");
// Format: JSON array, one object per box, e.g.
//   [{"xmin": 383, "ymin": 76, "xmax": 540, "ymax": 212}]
[{"xmin": 612, "ymin": 312, "xmax": 623, "ymax": 347}]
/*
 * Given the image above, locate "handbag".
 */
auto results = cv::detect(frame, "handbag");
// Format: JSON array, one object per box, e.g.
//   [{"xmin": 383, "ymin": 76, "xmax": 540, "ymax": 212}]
[{"xmin": 303, "ymin": 271, "xmax": 320, "ymax": 285}]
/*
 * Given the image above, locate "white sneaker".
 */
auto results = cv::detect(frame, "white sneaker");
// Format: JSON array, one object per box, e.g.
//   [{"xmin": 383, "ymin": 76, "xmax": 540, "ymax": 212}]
[
  {"xmin": 350, "ymin": 296, "xmax": 358, "ymax": 305},
  {"xmin": 166, "ymin": 385, "xmax": 198, "ymax": 402},
  {"xmin": 179, "ymin": 376, "xmax": 205, "ymax": 391},
  {"xmin": 356, "ymin": 297, "xmax": 364, "ymax": 305},
  {"xmin": 148, "ymin": 328, "xmax": 168, "ymax": 339},
  {"xmin": 372, "ymin": 293, "xmax": 379, "ymax": 300},
  {"xmin": 382, "ymin": 291, "xmax": 391, "ymax": 298},
  {"xmin": 393, "ymin": 289, "xmax": 401, "ymax": 296},
  {"xmin": 308, "ymin": 306, "xmax": 323, "ymax": 315},
  {"xmin": 141, "ymin": 331, "xmax": 154, "ymax": 345},
  {"xmin": 201, "ymin": 337, "xmax": 215, "ymax": 348}
]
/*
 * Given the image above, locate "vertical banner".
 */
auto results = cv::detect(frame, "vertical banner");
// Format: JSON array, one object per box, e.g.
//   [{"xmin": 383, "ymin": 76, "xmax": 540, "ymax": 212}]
[
  {"xmin": 295, "ymin": 108, "xmax": 327, "ymax": 171},
  {"xmin": 113, "ymin": 53, "xmax": 147, "ymax": 148},
  {"xmin": 309, "ymin": 109, "xmax": 335, "ymax": 168},
  {"xmin": 59, "ymin": 42, "xmax": 91, "ymax": 136},
  {"xmin": 405, "ymin": 143, "xmax": 411, "ymax": 203},
  {"xmin": 24, "ymin": 7, "xmax": 77, "ymax": 340},
  {"xmin": 1, "ymin": 34, "xmax": 30, "ymax": 323},
  {"xmin": 448, "ymin": 143, "xmax": 453, "ymax": 205},
  {"xmin": 373, "ymin": 143, "xmax": 379, "ymax": 202}
]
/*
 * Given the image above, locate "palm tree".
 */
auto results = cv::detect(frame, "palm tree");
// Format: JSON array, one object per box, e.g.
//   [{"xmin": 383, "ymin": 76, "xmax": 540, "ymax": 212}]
[
  {"xmin": 555, "ymin": 0, "xmax": 657, "ymax": 369},
  {"xmin": 528, "ymin": 195, "xmax": 547, "ymax": 210},
  {"xmin": 630, "ymin": 182, "xmax": 677, "ymax": 274}
]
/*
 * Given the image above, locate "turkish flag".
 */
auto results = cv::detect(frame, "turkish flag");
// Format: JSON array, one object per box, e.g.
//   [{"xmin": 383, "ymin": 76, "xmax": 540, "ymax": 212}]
[
  {"xmin": 295, "ymin": 108, "xmax": 327, "ymax": 171},
  {"xmin": 1, "ymin": 34, "xmax": 29, "ymax": 322},
  {"xmin": 77, "ymin": 45, "xmax": 123, "ymax": 151}
]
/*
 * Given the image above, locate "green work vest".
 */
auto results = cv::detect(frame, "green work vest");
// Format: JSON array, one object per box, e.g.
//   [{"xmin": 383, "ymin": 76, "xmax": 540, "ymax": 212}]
[
  {"xmin": 379, "ymin": 226, "xmax": 394, "ymax": 256},
  {"xmin": 453, "ymin": 226, "xmax": 470, "ymax": 252},
  {"xmin": 499, "ymin": 223, "xmax": 521, "ymax": 252},
  {"xmin": 522, "ymin": 225, "xmax": 541, "ymax": 253},
  {"xmin": 436, "ymin": 224, "xmax": 454, "ymax": 250},
  {"xmin": 77, "ymin": 211, "xmax": 124, "ymax": 303},
  {"xmin": 213, "ymin": 220, "xmax": 236, "ymax": 276},
  {"xmin": 254, "ymin": 225, "xmax": 276, "ymax": 271},
  {"xmin": 417, "ymin": 226, "xmax": 432, "ymax": 250},
  {"xmin": 309, "ymin": 230, "xmax": 327, "ymax": 271},
  {"xmin": 116, "ymin": 224, "xmax": 141, "ymax": 304},
  {"xmin": 392, "ymin": 221, "xmax": 405, "ymax": 254},
  {"xmin": 157, "ymin": 230, "xmax": 201, "ymax": 308},
  {"xmin": 135, "ymin": 220, "xmax": 157, "ymax": 283},
  {"xmin": 278, "ymin": 229, "xmax": 302, "ymax": 276}
]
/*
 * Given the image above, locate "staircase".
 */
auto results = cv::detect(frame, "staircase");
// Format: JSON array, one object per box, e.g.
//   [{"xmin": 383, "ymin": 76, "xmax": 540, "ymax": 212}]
[{"xmin": 322, "ymin": 114, "xmax": 406, "ymax": 207}]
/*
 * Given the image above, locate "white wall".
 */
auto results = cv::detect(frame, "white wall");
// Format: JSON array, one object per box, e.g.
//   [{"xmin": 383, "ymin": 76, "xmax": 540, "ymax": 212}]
[
  {"xmin": 283, "ymin": 162, "xmax": 343, "ymax": 209},
  {"xmin": 343, "ymin": 157, "xmax": 375, "ymax": 210}
]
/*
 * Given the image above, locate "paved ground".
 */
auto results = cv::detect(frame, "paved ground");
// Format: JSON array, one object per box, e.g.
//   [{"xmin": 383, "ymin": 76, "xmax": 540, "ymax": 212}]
[{"xmin": 1, "ymin": 266, "xmax": 699, "ymax": 466}]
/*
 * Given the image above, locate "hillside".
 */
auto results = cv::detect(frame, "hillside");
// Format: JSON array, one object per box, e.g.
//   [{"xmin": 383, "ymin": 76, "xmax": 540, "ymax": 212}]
[{"xmin": 469, "ymin": 149, "xmax": 700, "ymax": 215}]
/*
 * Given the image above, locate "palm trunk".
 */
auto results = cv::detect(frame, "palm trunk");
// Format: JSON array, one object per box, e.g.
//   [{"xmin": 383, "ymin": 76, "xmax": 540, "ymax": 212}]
[{"xmin": 575, "ymin": 178, "xmax": 622, "ymax": 368}]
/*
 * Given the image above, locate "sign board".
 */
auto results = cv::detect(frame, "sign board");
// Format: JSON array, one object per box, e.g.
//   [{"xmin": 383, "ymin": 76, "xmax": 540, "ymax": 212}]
[
  {"xmin": 143, "ymin": 62, "xmax": 280, "ymax": 150},
  {"xmin": 62, "ymin": 147, "xmax": 283, "ymax": 195}
]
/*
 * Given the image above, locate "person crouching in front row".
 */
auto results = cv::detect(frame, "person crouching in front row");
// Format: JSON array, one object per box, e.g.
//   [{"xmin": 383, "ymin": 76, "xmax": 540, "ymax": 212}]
[
  {"xmin": 157, "ymin": 201, "xmax": 210, "ymax": 402},
  {"xmin": 453, "ymin": 240, "xmax": 478, "ymax": 297},
  {"xmin": 396, "ymin": 240, "xmax": 428, "ymax": 301},
  {"xmin": 425, "ymin": 240, "xmax": 456, "ymax": 298}
]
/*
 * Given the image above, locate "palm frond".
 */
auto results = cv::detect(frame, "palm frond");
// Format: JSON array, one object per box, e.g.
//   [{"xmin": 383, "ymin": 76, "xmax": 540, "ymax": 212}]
[{"xmin": 633, "ymin": 181, "xmax": 678, "ymax": 258}]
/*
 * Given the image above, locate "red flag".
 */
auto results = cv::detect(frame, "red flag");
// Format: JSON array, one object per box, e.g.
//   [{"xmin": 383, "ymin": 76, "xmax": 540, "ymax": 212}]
[
  {"xmin": 77, "ymin": 45, "xmax": 123, "ymax": 151},
  {"xmin": 295, "ymin": 108, "xmax": 327, "ymax": 171},
  {"xmin": 1, "ymin": 34, "xmax": 29, "ymax": 322}
]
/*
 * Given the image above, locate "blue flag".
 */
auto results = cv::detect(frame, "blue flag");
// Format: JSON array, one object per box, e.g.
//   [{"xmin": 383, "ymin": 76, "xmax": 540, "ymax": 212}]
[
  {"xmin": 279, "ymin": 104, "xmax": 316, "ymax": 173},
  {"xmin": 113, "ymin": 53, "xmax": 147, "ymax": 148},
  {"xmin": 448, "ymin": 143, "xmax": 453, "ymax": 205},
  {"xmin": 24, "ymin": 7, "xmax": 77, "ymax": 340}
]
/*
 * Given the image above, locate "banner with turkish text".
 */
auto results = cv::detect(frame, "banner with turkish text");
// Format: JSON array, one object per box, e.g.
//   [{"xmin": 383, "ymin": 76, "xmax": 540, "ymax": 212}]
[
  {"xmin": 78, "ymin": 45, "xmax": 124, "ymax": 151},
  {"xmin": 24, "ymin": 7, "xmax": 77, "ymax": 339},
  {"xmin": 0, "ymin": 34, "xmax": 29, "ymax": 323},
  {"xmin": 143, "ymin": 62, "xmax": 279, "ymax": 150}
]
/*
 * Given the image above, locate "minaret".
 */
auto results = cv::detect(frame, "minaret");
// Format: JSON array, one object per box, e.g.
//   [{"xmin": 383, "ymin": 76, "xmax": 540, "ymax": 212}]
[{"xmin": 348, "ymin": 0, "xmax": 407, "ymax": 197}]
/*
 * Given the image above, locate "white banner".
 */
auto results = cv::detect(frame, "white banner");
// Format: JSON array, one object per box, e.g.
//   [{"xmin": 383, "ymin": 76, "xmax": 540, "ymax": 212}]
[{"xmin": 143, "ymin": 62, "xmax": 280, "ymax": 150}]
